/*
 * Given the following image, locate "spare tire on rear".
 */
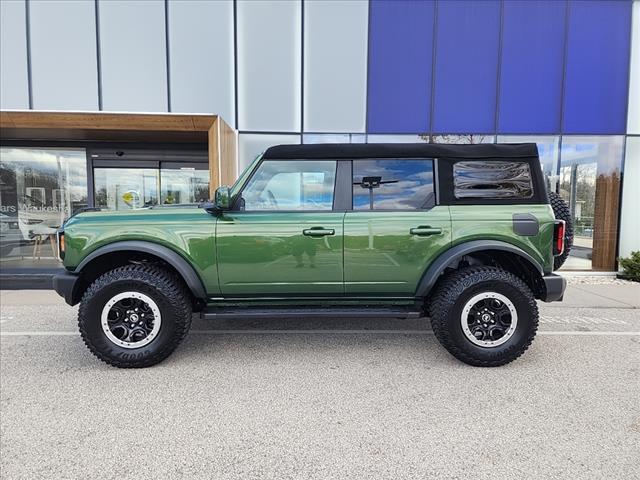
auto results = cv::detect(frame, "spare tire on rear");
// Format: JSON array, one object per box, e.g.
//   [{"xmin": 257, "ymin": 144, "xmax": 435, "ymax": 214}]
[{"xmin": 549, "ymin": 191, "xmax": 573, "ymax": 270}]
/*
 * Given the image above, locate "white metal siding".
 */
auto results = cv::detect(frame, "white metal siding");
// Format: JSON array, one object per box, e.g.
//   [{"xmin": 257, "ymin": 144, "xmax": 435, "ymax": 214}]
[
  {"xmin": 303, "ymin": 0, "xmax": 368, "ymax": 132},
  {"xmin": 237, "ymin": 0, "xmax": 301, "ymax": 132},
  {"xmin": 30, "ymin": 0, "xmax": 99, "ymax": 110},
  {"xmin": 0, "ymin": 0, "xmax": 29, "ymax": 109},
  {"xmin": 619, "ymin": 137, "xmax": 640, "ymax": 259},
  {"xmin": 98, "ymin": 0, "xmax": 167, "ymax": 112},
  {"xmin": 168, "ymin": 0, "xmax": 234, "ymax": 123}
]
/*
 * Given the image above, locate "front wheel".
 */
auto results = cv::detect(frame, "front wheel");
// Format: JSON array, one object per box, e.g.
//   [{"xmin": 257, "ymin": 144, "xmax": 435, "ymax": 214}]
[
  {"xmin": 78, "ymin": 265, "xmax": 192, "ymax": 368},
  {"xmin": 429, "ymin": 266, "xmax": 538, "ymax": 367}
]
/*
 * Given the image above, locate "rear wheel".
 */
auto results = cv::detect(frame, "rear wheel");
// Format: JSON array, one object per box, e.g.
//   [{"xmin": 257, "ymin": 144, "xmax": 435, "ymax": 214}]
[
  {"xmin": 78, "ymin": 265, "xmax": 192, "ymax": 368},
  {"xmin": 549, "ymin": 191, "xmax": 573, "ymax": 270},
  {"xmin": 429, "ymin": 266, "xmax": 538, "ymax": 367}
]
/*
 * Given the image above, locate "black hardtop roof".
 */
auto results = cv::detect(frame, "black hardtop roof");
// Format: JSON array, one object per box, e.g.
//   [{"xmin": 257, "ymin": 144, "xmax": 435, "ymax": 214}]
[{"xmin": 262, "ymin": 143, "xmax": 538, "ymax": 160}]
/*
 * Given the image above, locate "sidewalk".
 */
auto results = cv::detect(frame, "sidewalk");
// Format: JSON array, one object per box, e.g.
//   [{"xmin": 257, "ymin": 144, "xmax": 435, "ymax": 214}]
[{"xmin": 547, "ymin": 276, "xmax": 640, "ymax": 309}]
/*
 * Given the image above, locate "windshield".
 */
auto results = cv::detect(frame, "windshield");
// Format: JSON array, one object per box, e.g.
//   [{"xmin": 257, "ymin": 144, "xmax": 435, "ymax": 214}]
[{"xmin": 230, "ymin": 153, "xmax": 263, "ymax": 198}]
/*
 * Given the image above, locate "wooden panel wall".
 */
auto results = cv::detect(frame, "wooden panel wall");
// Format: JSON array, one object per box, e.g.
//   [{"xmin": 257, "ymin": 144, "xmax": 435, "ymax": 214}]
[
  {"xmin": 219, "ymin": 117, "xmax": 237, "ymax": 185},
  {"xmin": 0, "ymin": 111, "xmax": 215, "ymax": 131},
  {"xmin": 592, "ymin": 170, "xmax": 621, "ymax": 270},
  {"xmin": 208, "ymin": 116, "xmax": 237, "ymax": 197}
]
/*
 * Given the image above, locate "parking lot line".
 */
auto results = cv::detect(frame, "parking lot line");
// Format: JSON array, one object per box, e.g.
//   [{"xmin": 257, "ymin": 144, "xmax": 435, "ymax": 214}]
[{"xmin": 1, "ymin": 330, "xmax": 640, "ymax": 336}]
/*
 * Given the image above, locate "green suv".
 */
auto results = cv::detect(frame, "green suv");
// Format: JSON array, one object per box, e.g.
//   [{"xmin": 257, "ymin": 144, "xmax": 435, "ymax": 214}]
[{"xmin": 53, "ymin": 143, "xmax": 568, "ymax": 368}]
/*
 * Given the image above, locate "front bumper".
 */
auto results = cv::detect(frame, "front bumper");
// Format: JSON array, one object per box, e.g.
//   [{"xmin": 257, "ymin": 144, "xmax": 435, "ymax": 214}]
[
  {"xmin": 52, "ymin": 271, "xmax": 80, "ymax": 306},
  {"xmin": 541, "ymin": 273, "xmax": 566, "ymax": 302}
]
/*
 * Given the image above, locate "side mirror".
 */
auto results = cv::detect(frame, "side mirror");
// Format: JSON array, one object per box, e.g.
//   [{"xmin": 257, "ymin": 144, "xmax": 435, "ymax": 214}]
[{"xmin": 214, "ymin": 185, "xmax": 231, "ymax": 210}]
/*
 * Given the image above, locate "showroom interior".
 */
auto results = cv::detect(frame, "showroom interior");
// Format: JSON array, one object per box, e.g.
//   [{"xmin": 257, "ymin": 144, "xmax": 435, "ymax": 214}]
[{"xmin": 0, "ymin": 0, "xmax": 639, "ymax": 286}]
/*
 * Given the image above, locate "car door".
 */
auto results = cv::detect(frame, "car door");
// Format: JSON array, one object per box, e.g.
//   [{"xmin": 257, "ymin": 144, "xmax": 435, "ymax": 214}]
[
  {"xmin": 343, "ymin": 158, "xmax": 451, "ymax": 296},
  {"xmin": 216, "ymin": 158, "xmax": 345, "ymax": 296}
]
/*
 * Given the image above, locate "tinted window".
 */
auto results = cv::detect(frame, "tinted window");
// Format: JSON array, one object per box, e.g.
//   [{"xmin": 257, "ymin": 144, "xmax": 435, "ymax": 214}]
[
  {"xmin": 353, "ymin": 159, "xmax": 435, "ymax": 210},
  {"xmin": 240, "ymin": 160, "xmax": 336, "ymax": 211},
  {"xmin": 453, "ymin": 161, "xmax": 533, "ymax": 199}
]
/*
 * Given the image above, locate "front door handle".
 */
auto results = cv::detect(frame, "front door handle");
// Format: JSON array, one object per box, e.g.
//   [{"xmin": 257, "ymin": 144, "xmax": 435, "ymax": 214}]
[
  {"xmin": 410, "ymin": 226, "xmax": 442, "ymax": 236},
  {"xmin": 303, "ymin": 227, "xmax": 335, "ymax": 237}
]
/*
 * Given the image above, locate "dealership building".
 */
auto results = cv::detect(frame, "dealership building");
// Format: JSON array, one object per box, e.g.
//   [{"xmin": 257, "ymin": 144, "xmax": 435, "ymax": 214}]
[{"xmin": 0, "ymin": 0, "xmax": 639, "ymax": 286}]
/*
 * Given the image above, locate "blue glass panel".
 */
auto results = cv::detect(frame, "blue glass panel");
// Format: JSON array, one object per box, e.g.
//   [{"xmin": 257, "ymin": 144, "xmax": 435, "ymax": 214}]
[
  {"xmin": 563, "ymin": 1, "xmax": 632, "ymax": 134},
  {"xmin": 432, "ymin": 0, "xmax": 500, "ymax": 133},
  {"xmin": 498, "ymin": 0, "xmax": 566, "ymax": 134},
  {"xmin": 367, "ymin": 0, "xmax": 435, "ymax": 133}
]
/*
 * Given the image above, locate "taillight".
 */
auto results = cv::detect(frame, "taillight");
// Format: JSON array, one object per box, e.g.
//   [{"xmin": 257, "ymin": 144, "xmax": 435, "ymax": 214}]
[
  {"xmin": 553, "ymin": 220, "xmax": 565, "ymax": 256},
  {"xmin": 57, "ymin": 231, "xmax": 65, "ymax": 261}
]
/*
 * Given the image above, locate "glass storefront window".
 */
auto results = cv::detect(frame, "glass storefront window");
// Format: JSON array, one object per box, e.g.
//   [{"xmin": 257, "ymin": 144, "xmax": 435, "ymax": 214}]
[
  {"xmin": 366, "ymin": 134, "xmax": 496, "ymax": 144},
  {"xmin": 366, "ymin": 134, "xmax": 427, "ymax": 144},
  {"xmin": 559, "ymin": 136, "xmax": 624, "ymax": 271},
  {"xmin": 497, "ymin": 135, "xmax": 560, "ymax": 192},
  {"xmin": 428, "ymin": 134, "xmax": 496, "ymax": 144},
  {"xmin": 303, "ymin": 133, "xmax": 366, "ymax": 144},
  {"xmin": 160, "ymin": 167, "xmax": 209, "ymax": 204},
  {"xmin": 0, "ymin": 147, "xmax": 88, "ymax": 268}
]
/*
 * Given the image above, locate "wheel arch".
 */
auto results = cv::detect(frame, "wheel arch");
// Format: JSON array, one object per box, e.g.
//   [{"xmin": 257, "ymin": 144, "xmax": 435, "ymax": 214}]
[
  {"xmin": 72, "ymin": 241, "xmax": 207, "ymax": 307},
  {"xmin": 416, "ymin": 240, "xmax": 545, "ymax": 299}
]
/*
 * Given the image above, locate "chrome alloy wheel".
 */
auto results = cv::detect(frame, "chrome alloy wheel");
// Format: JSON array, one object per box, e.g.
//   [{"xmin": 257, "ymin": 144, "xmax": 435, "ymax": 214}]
[
  {"xmin": 101, "ymin": 291, "xmax": 161, "ymax": 349},
  {"xmin": 460, "ymin": 292, "xmax": 518, "ymax": 347}
]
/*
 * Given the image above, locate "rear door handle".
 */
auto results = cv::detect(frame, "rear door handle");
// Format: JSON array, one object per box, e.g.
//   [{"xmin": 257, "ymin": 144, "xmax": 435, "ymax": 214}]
[
  {"xmin": 303, "ymin": 227, "xmax": 335, "ymax": 237},
  {"xmin": 410, "ymin": 226, "xmax": 442, "ymax": 236}
]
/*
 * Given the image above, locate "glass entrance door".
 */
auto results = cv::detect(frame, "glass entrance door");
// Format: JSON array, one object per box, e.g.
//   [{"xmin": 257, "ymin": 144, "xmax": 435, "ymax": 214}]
[
  {"xmin": 90, "ymin": 148, "xmax": 210, "ymax": 210},
  {"xmin": 94, "ymin": 168, "xmax": 160, "ymax": 210},
  {"xmin": 159, "ymin": 164, "xmax": 209, "ymax": 205}
]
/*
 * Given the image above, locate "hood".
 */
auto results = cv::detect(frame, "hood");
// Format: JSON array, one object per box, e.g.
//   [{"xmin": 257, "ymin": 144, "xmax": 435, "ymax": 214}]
[{"xmin": 63, "ymin": 205, "xmax": 207, "ymax": 228}]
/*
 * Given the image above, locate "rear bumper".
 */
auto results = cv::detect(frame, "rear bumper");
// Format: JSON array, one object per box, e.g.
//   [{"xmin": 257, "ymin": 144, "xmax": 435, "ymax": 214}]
[
  {"xmin": 52, "ymin": 271, "xmax": 79, "ymax": 306},
  {"xmin": 541, "ymin": 273, "xmax": 566, "ymax": 302}
]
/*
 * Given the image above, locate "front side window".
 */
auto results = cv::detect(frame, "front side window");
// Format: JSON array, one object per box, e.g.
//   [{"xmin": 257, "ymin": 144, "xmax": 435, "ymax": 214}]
[
  {"xmin": 240, "ymin": 160, "xmax": 336, "ymax": 211},
  {"xmin": 453, "ymin": 161, "xmax": 533, "ymax": 199},
  {"xmin": 353, "ymin": 159, "xmax": 435, "ymax": 210}
]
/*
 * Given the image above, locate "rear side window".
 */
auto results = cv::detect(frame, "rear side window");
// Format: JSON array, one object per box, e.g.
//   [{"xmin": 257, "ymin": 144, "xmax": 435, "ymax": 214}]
[
  {"xmin": 353, "ymin": 159, "xmax": 435, "ymax": 210},
  {"xmin": 453, "ymin": 161, "xmax": 533, "ymax": 199}
]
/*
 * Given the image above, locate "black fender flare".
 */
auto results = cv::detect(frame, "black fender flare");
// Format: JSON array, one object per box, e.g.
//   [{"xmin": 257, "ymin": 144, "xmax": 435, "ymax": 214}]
[
  {"xmin": 75, "ymin": 241, "xmax": 207, "ymax": 300},
  {"xmin": 415, "ymin": 240, "xmax": 544, "ymax": 298}
]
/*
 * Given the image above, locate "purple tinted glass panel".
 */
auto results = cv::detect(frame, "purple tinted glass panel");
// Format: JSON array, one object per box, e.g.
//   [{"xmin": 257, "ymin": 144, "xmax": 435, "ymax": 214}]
[
  {"xmin": 367, "ymin": 0, "xmax": 435, "ymax": 134},
  {"xmin": 432, "ymin": 0, "xmax": 500, "ymax": 133},
  {"xmin": 563, "ymin": 0, "xmax": 631, "ymax": 134},
  {"xmin": 498, "ymin": 0, "xmax": 566, "ymax": 134}
]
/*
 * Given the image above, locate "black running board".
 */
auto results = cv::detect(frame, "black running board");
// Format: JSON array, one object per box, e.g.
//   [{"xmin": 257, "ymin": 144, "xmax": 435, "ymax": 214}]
[{"xmin": 200, "ymin": 307, "xmax": 424, "ymax": 321}]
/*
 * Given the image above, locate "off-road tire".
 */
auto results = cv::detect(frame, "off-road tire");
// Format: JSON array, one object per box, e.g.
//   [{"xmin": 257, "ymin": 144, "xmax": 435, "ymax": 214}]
[
  {"xmin": 549, "ymin": 191, "xmax": 573, "ymax": 270},
  {"xmin": 78, "ymin": 265, "xmax": 192, "ymax": 368},
  {"xmin": 429, "ymin": 266, "xmax": 538, "ymax": 367}
]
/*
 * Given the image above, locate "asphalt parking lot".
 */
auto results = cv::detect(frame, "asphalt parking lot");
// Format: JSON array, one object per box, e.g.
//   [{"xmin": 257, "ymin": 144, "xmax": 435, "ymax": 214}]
[{"xmin": 1, "ymin": 283, "xmax": 639, "ymax": 480}]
